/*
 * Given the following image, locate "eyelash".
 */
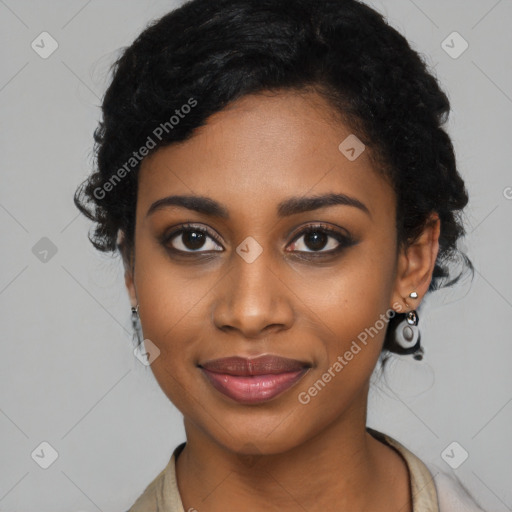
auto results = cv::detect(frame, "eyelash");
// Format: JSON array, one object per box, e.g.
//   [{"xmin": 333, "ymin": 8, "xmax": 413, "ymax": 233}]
[{"xmin": 161, "ymin": 222, "xmax": 355, "ymax": 258}]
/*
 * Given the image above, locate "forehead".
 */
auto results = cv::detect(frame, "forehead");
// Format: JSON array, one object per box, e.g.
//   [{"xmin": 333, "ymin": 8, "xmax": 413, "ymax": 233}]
[{"xmin": 137, "ymin": 91, "xmax": 395, "ymax": 223}]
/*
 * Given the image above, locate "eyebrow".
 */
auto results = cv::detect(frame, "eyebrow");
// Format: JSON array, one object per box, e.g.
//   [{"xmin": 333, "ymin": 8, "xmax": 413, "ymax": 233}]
[{"xmin": 146, "ymin": 192, "xmax": 371, "ymax": 219}]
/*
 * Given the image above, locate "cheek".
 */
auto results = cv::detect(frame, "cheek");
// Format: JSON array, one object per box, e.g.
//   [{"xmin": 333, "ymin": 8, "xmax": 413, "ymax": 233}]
[
  {"xmin": 134, "ymin": 227, "xmax": 219, "ymax": 343},
  {"xmin": 131, "ymin": 239, "xmax": 221, "ymax": 401},
  {"xmin": 293, "ymin": 240, "xmax": 397, "ymax": 398},
  {"xmin": 292, "ymin": 270, "xmax": 394, "ymax": 426},
  {"xmin": 302, "ymin": 239, "xmax": 397, "ymax": 343}
]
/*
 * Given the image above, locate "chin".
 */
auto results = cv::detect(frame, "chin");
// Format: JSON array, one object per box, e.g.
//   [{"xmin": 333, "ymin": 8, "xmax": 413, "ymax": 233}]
[{"xmin": 206, "ymin": 412, "xmax": 311, "ymax": 456}]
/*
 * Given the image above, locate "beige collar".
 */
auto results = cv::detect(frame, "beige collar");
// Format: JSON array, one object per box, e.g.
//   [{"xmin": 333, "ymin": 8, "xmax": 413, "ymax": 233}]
[{"xmin": 367, "ymin": 428, "xmax": 439, "ymax": 512}]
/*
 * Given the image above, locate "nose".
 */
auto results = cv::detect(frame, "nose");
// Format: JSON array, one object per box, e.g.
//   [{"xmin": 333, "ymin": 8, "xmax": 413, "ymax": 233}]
[{"xmin": 211, "ymin": 248, "xmax": 294, "ymax": 339}]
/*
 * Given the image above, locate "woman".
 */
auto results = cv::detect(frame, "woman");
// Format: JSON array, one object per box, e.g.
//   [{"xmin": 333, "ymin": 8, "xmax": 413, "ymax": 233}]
[{"xmin": 74, "ymin": 0, "xmax": 485, "ymax": 510}]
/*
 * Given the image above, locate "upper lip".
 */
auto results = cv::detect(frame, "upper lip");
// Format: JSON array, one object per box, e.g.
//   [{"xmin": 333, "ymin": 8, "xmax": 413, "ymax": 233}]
[{"xmin": 199, "ymin": 355, "xmax": 311, "ymax": 376}]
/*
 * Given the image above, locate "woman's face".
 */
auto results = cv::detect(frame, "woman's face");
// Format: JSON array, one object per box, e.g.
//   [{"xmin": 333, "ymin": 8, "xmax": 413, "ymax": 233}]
[{"xmin": 124, "ymin": 90, "xmax": 438, "ymax": 454}]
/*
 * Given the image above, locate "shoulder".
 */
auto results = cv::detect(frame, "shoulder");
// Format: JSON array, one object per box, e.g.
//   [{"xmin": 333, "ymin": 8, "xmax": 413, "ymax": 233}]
[
  {"xmin": 425, "ymin": 462, "xmax": 488, "ymax": 512},
  {"xmin": 125, "ymin": 465, "xmax": 166, "ymax": 511},
  {"xmin": 125, "ymin": 441, "xmax": 186, "ymax": 512},
  {"xmin": 368, "ymin": 428, "xmax": 487, "ymax": 512}
]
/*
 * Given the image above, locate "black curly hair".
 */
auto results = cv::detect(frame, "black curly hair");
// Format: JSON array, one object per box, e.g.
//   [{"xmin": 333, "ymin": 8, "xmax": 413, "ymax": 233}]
[{"xmin": 74, "ymin": 0, "xmax": 473, "ymax": 356}]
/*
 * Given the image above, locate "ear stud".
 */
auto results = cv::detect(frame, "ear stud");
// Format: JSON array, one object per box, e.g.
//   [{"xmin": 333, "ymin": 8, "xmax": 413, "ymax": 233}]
[{"xmin": 401, "ymin": 291, "xmax": 418, "ymax": 311}]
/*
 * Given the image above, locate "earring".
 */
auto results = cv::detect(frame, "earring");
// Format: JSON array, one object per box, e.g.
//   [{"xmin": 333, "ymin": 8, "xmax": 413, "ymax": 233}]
[
  {"xmin": 391, "ymin": 291, "xmax": 424, "ymax": 360},
  {"xmin": 401, "ymin": 290, "xmax": 419, "ymax": 310},
  {"xmin": 131, "ymin": 304, "xmax": 142, "ymax": 346},
  {"xmin": 395, "ymin": 310, "xmax": 420, "ymax": 348}
]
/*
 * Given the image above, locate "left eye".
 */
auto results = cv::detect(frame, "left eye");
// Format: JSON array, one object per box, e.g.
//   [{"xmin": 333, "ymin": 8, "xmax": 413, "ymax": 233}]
[{"xmin": 288, "ymin": 226, "xmax": 349, "ymax": 253}]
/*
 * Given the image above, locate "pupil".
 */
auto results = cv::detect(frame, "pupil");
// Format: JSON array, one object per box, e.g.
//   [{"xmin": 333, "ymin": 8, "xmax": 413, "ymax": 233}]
[
  {"xmin": 184, "ymin": 231, "xmax": 205, "ymax": 250},
  {"xmin": 305, "ymin": 231, "xmax": 327, "ymax": 251}
]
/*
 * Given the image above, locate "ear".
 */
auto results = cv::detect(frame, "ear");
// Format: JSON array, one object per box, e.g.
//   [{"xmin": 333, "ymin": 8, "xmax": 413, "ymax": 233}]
[
  {"xmin": 391, "ymin": 212, "xmax": 441, "ymax": 312},
  {"xmin": 118, "ymin": 230, "xmax": 137, "ymax": 308}
]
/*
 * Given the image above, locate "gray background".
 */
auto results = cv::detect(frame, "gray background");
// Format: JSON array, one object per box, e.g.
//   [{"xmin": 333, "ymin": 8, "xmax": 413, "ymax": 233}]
[{"xmin": 1, "ymin": 0, "xmax": 511, "ymax": 510}]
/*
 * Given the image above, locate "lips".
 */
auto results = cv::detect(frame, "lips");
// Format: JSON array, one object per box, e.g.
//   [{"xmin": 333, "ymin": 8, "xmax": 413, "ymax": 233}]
[
  {"xmin": 198, "ymin": 355, "xmax": 311, "ymax": 404},
  {"xmin": 200, "ymin": 355, "xmax": 310, "ymax": 375}
]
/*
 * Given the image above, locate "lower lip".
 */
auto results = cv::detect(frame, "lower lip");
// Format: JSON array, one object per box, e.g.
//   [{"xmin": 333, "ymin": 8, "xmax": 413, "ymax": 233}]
[{"xmin": 200, "ymin": 367, "xmax": 309, "ymax": 404}]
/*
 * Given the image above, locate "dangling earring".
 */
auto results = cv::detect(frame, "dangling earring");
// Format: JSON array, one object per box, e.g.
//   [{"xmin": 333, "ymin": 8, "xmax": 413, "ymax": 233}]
[
  {"xmin": 131, "ymin": 304, "xmax": 142, "ymax": 347},
  {"xmin": 392, "ymin": 291, "xmax": 424, "ymax": 360}
]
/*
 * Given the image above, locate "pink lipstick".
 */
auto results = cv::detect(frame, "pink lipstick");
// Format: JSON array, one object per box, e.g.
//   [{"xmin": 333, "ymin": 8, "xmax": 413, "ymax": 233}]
[{"xmin": 199, "ymin": 355, "xmax": 310, "ymax": 404}]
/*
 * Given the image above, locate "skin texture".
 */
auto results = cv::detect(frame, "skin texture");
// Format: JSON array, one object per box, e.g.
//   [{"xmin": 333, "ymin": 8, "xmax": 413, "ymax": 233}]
[{"xmin": 123, "ymin": 90, "xmax": 440, "ymax": 511}]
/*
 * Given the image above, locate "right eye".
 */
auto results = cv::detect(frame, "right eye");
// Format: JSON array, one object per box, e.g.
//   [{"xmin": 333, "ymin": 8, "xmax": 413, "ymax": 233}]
[{"xmin": 162, "ymin": 223, "xmax": 224, "ymax": 254}]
